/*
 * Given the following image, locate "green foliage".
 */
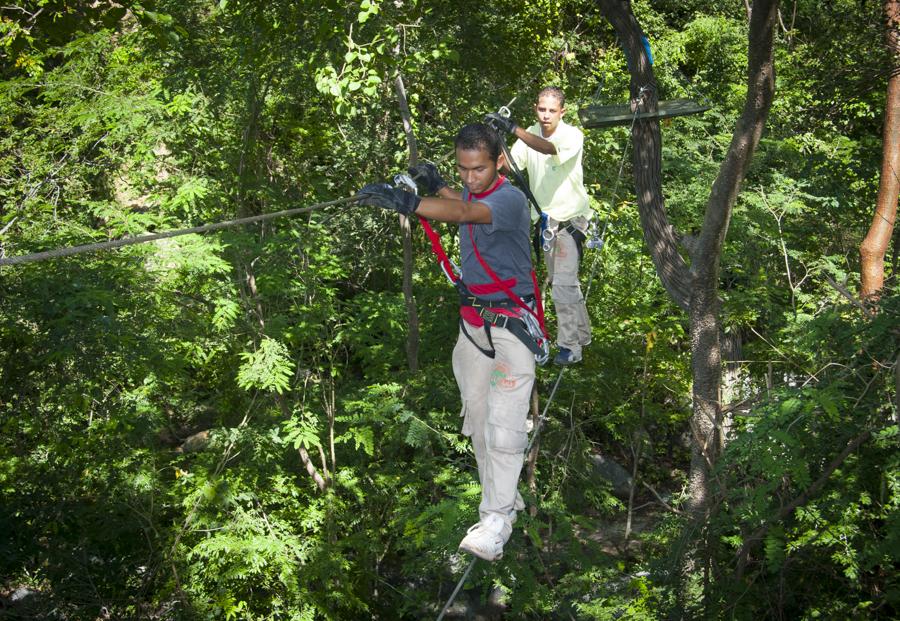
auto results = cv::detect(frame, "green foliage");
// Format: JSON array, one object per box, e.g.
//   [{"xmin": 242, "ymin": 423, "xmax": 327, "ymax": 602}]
[
  {"xmin": 237, "ymin": 338, "xmax": 295, "ymax": 394},
  {"xmin": 1, "ymin": 1, "xmax": 897, "ymax": 619},
  {"xmin": 703, "ymin": 293, "xmax": 900, "ymax": 619}
]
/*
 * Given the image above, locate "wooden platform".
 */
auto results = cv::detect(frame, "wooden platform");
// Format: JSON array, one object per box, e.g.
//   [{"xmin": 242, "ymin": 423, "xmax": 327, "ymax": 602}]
[{"xmin": 578, "ymin": 98, "xmax": 710, "ymax": 129}]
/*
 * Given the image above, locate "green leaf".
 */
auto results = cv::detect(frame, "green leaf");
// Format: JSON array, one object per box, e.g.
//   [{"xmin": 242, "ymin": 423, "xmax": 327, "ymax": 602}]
[
  {"xmin": 236, "ymin": 338, "xmax": 294, "ymax": 394},
  {"xmin": 526, "ymin": 526, "xmax": 544, "ymax": 549}
]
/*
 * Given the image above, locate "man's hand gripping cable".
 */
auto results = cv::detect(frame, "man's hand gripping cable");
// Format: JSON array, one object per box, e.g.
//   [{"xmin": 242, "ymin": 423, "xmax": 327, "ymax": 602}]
[{"xmin": 393, "ymin": 172, "xmax": 461, "ymax": 286}]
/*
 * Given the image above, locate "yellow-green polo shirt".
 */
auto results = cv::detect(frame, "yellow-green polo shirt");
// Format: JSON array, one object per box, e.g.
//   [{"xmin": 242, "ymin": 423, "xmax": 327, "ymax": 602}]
[{"xmin": 510, "ymin": 120, "xmax": 592, "ymax": 222}]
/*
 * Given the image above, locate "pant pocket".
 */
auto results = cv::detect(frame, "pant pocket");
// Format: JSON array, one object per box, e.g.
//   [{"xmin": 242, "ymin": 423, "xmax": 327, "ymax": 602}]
[
  {"xmin": 460, "ymin": 400, "xmax": 473, "ymax": 437},
  {"xmin": 486, "ymin": 401, "xmax": 528, "ymax": 453}
]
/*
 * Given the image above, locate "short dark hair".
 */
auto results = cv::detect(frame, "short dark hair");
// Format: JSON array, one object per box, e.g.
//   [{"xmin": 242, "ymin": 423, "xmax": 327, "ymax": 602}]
[
  {"xmin": 454, "ymin": 123, "xmax": 501, "ymax": 162},
  {"xmin": 538, "ymin": 86, "xmax": 565, "ymax": 107}
]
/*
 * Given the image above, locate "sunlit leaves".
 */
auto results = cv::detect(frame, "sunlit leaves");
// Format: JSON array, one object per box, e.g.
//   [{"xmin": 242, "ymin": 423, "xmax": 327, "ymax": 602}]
[
  {"xmin": 168, "ymin": 176, "xmax": 210, "ymax": 215},
  {"xmin": 237, "ymin": 337, "xmax": 295, "ymax": 394},
  {"xmin": 212, "ymin": 297, "xmax": 240, "ymax": 332},
  {"xmin": 282, "ymin": 413, "xmax": 323, "ymax": 451},
  {"xmin": 357, "ymin": 0, "xmax": 381, "ymax": 24}
]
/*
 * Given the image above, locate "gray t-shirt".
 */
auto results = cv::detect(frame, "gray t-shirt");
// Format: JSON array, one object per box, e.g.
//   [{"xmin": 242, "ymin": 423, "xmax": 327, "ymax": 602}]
[{"xmin": 460, "ymin": 178, "xmax": 534, "ymax": 302}]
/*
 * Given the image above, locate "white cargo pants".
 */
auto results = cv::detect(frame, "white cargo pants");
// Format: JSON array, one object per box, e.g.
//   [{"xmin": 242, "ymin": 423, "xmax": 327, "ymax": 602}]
[
  {"xmin": 452, "ymin": 321, "xmax": 536, "ymax": 542},
  {"xmin": 544, "ymin": 217, "xmax": 592, "ymax": 357}
]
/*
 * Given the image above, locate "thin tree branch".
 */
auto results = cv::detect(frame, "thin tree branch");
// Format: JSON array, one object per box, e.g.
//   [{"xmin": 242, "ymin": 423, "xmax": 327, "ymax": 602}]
[
  {"xmin": 393, "ymin": 69, "xmax": 421, "ymax": 373},
  {"xmin": 735, "ymin": 428, "xmax": 874, "ymax": 578},
  {"xmin": 823, "ymin": 273, "xmax": 875, "ymax": 318},
  {"xmin": 642, "ymin": 481, "xmax": 685, "ymax": 515}
]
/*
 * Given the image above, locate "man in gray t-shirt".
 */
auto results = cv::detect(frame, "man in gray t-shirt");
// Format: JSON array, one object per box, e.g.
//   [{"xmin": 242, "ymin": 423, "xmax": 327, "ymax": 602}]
[
  {"xmin": 459, "ymin": 176, "xmax": 533, "ymax": 302},
  {"xmin": 357, "ymin": 123, "xmax": 537, "ymax": 562}
]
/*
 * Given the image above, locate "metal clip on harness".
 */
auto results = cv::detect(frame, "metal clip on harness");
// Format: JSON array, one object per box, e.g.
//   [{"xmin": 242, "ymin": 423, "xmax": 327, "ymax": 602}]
[
  {"xmin": 393, "ymin": 172, "xmax": 418, "ymax": 194},
  {"xmin": 586, "ymin": 221, "xmax": 604, "ymax": 250},
  {"xmin": 541, "ymin": 226, "xmax": 556, "ymax": 253}
]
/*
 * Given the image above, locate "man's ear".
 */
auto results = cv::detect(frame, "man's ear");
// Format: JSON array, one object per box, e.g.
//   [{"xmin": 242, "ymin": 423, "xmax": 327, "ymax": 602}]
[{"xmin": 497, "ymin": 151, "xmax": 508, "ymax": 171}]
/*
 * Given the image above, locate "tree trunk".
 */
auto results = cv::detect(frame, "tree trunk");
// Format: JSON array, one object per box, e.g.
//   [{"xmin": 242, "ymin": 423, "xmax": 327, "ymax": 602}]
[
  {"xmin": 687, "ymin": 0, "xmax": 778, "ymax": 513},
  {"xmin": 596, "ymin": 1, "xmax": 692, "ymax": 312},
  {"xmin": 394, "ymin": 73, "xmax": 421, "ymax": 373},
  {"xmin": 237, "ymin": 73, "xmax": 272, "ymax": 218},
  {"xmin": 859, "ymin": 0, "xmax": 900, "ymax": 301},
  {"xmin": 597, "ymin": 0, "xmax": 779, "ymax": 515},
  {"xmin": 720, "ymin": 329, "xmax": 744, "ymax": 444}
]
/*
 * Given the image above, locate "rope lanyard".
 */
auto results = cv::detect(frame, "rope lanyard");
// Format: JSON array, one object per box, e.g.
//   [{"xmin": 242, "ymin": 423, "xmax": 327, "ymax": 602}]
[
  {"xmin": 417, "ymin": 216, "xmax": 460, "ymax": 286},
  {"xmin": 497, "ymin": 138, "xmax": 543, "ymax": 218}
]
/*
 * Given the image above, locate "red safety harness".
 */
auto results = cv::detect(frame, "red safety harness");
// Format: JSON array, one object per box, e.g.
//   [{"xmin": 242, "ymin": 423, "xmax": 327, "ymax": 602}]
[{"xmin": 416, "ymin": 176, "xmax": 550, "ymax": 362}]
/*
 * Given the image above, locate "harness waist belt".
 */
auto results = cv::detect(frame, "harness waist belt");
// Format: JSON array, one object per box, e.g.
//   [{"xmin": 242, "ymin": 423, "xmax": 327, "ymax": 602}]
[
  {"xmin": 458, "ymin": 294, "xmax": 546, "ymax": 359},
  {"xmin": 459, "ymin": 293, "xmax": 536, "ymax": 310}
]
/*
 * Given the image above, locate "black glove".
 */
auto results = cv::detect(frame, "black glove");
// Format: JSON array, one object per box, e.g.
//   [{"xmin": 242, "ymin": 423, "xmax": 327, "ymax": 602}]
[
  {"xmin": 407, "ymin": 162, "xmax": 447, "ymax": 195},
  {"xmin": 484, "ymin": 112, "xmax": 517, "ymax": 135},
  {"xmin": 357, "ymin": 183, "xmax": 421, "ymax": 217}
]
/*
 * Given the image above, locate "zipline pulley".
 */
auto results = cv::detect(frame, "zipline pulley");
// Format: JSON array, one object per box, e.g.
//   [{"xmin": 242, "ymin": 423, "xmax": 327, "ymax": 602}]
[
  {"xmin": 585, "ymin": 221, "xmax": 604, "ymax": 251},
  {"xmin": 393, "ymin": 172, "xmax": 418, "ymax": 195}
]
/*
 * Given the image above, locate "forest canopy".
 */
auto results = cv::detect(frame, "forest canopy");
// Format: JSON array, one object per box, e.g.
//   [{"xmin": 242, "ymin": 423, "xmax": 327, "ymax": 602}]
[{"xmin": 0, "ymin": 0, "xmax": 897, "ymax": 619}]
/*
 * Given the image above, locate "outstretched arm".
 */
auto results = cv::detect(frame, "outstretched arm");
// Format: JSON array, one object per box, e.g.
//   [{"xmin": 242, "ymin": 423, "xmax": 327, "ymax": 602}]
[
  {"xmin": 416, "ymin": 196, "xmax": 491, "ymax": 224},
  {"xmin": 435, "ymin": 185, "xmax": 463, "ymax": 201},
  {"xmin": 357, "ymin": 182, "xmax": 490, "ymax": 223},
  {"xmin": 511, "ymin": 126, "xmax": 556, "ymax": 155}
]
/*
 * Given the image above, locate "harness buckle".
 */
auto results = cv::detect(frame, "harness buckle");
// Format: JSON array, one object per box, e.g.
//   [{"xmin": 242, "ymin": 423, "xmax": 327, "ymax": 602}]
[{"xmin": 479, "ymin": 307, "xmax": 507, "ymax": 329}]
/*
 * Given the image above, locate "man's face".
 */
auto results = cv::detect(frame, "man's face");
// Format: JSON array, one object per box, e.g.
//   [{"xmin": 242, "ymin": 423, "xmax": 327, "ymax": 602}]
[
  {"xmin": 535, "ymin": 94, "xmax": 564, "ymax": 136},
  {"xmin": 456, "ymin": 147, "xmax": 501, "ymax": 195}
]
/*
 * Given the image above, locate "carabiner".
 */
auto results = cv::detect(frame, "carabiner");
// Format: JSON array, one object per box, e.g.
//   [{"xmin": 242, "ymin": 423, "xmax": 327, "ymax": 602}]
[
  {"xmin": 393, "ymin": 173, "xmax": 418, "ymax": 194},
  {"xmin": 586, "ymin": 221, "xmax": 605, "ymax": 250}
]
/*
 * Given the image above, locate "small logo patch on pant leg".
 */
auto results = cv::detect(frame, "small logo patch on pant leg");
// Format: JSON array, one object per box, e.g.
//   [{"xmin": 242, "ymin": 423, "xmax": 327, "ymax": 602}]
[{"xmin": 490, "ymin": 362, "xmax": 517, "ymax": 390}]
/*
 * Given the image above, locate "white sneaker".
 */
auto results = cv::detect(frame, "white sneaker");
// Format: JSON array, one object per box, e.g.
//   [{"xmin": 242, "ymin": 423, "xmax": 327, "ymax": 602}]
[{"xmin": 458, "ymin": 514, "xmax": 506, "ymax": 562}]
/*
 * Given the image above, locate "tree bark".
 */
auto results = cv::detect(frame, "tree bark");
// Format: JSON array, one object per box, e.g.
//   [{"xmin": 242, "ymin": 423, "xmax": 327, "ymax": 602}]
[
  {"xmin": 597, "ymin": 1, "xmax": 692, "ymax": 311},
  {"xmin": 688, "ymin": 0, "xmax": 778, "ymax": 513},
  {"xmin": 597, "ymin": 0, "xmax": 779, "ymax": 514},
  {"xmin": 394, "ymin": 72, "xmax": 421, "ymax": 373},
  {"xmin": 860, "ymin": 0, "xmax": 900, "ymax": 301}
]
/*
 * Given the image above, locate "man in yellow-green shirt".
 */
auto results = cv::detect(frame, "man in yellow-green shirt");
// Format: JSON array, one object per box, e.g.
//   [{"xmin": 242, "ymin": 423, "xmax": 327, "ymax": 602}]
[{"xmin": 488, "ymin": 87, "xmax": 593, "ymax": 365}]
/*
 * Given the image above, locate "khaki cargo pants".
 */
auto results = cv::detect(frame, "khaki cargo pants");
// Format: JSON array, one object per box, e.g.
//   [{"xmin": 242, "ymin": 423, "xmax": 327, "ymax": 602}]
[
  {"xmin": 452, "ymin": 321, "xmax": 535, "ymax": 542},
  {"xmin": 544, "ymin": 216, "xmax": 592, "ymax": 357}
]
